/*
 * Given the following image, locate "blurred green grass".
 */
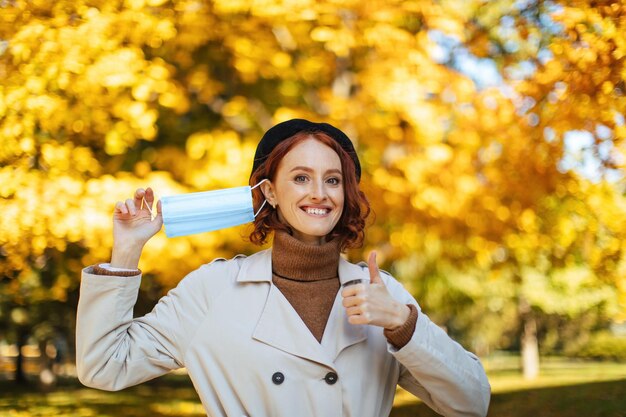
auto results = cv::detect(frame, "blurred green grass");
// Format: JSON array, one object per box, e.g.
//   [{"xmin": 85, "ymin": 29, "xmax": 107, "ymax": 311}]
[
  {"xmin": 0, "ymin": 374, "xmax": 205, "ymax": 417},
  {"xmin": 1, "ymin": 355, "xmax": 625, "ymax": 417},
  {"xmin": 393, "ymin": 354, "xmax": 626, "ymax": 417}
]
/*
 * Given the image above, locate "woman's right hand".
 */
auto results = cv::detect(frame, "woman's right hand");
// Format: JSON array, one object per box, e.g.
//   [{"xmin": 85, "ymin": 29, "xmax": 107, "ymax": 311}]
[{"xmin": 110, "ymin": 187, "xmax": 163, "ymax": 269}]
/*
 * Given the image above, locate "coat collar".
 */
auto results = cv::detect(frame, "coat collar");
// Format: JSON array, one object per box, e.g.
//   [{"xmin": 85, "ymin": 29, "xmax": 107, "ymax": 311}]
[
  {"xmin": 236, "ymin": 248, "xmax": 368, "ymax": 287},
  {"xmin": 237, "ymin": 249, "xmax": 370, "ymax": 368}
]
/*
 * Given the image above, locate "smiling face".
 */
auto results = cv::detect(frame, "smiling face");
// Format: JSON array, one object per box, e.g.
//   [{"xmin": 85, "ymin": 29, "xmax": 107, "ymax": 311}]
[{"xmin": 263, "ymin": 137, "xmax": 345, "ymax": 245}]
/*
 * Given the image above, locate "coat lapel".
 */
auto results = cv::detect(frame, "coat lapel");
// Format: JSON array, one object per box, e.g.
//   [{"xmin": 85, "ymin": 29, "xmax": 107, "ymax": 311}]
[
  {"xmin": 253, "ymin": 284, "xmax": 337, "ymax": 369},
  {"xmin": 240, "ymin": 250, "xmax": 335, "ymax": 369},
  {"xmin": 239, "ymin": 250, "xmax": 370, "ymax": 368},
  {"xmin": 320, "ymin": 258, "xmax": 369, "ymax": 361}
]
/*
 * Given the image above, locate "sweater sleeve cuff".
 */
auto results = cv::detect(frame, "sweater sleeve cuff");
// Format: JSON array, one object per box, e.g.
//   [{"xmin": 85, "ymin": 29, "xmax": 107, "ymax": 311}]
[
  {"xmin": 88, "ymin": 263, "xmax": 142, "ymax": 277},
  {"xmin": 384, "ymin": 304, "xmax": 418, "ymax": 349}
]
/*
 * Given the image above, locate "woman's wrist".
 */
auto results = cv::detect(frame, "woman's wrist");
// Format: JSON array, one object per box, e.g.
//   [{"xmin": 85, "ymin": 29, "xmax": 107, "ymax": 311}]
[
  {"xmin": 387, "ymin": 303, "xmax": 411, "ymax": 330},
  {"xmin": 384, "ymin": 304, "xmax": 418, "ymax": 349},
  {"xmin": 110, "ymin": 243, "xmax": 144, "ymax": 269}
]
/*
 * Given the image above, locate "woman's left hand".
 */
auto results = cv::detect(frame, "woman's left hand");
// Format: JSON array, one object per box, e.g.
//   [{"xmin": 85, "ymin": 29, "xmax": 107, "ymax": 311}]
[{"xmin": 341, "ymin": 251, "xmax": 410, "ymax": 330}]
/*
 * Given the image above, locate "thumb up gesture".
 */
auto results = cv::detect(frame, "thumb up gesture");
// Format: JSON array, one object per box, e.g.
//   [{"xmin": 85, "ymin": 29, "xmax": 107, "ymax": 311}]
[{"xmin": 341, "ymin": 251, "xmax": 410, "ymax": 330}]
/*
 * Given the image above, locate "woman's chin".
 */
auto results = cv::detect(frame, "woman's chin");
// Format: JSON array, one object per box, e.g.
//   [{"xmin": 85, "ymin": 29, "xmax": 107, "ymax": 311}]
[{"xmin": 291, "ymin": 228, "xmax": 334, "ymax": 244}]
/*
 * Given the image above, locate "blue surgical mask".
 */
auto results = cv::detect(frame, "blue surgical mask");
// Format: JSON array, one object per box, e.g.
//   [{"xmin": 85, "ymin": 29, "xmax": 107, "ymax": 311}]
[{"xmin": 160, "ymin": 180, "xmax": 268, "ymax": 238}]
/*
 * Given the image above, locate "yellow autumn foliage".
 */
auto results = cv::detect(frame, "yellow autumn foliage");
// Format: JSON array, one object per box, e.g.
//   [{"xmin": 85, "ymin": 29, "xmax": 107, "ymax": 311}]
[{"xmin": 0, "ymin": 0, "xmax": 624, "ymax": 354}]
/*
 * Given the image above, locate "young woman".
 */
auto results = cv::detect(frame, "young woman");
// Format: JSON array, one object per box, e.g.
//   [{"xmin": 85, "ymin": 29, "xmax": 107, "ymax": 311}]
[{"xmin": 76, "ymin": 119, "xmax": 490, "ymax": 417}]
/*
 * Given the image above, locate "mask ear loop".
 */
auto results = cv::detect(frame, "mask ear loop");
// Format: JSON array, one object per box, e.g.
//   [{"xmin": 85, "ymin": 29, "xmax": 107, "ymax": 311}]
[
  {"xmin": 141, "ymin": 190, "xmax": 155, "ymax": 220},
  {"xmin": 251, "ymin": 179, "xmax": 269, "ymax": 218},
  {"xmin": 254, "ymin": 200, "xmax": 267, "ymax": 217}
]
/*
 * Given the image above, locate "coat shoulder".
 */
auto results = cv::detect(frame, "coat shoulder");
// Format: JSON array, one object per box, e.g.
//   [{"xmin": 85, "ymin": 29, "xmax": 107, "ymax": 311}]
[
  {"xmin": 200, "ymin": 253, "xmax": 248, "ymax": 269},
  {"xmin": 195, "ymin": 253, "xmax": 248, "ymax": 277},
  {"xmin": 179, "ymin": 253, "xmax": 248, "ymax": 294}
]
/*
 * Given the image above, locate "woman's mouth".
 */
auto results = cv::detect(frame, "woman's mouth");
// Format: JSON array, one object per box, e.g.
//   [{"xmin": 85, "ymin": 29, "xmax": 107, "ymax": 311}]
[{"xmin": 302, "ymin": 207, "xmax": 331, "ymax": 216}]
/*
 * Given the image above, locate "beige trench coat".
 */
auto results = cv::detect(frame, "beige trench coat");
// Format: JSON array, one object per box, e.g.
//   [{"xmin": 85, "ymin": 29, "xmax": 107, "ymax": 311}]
[{"xmin": 76, "ymin": 249, "xmax": 490, "ymax": 417}]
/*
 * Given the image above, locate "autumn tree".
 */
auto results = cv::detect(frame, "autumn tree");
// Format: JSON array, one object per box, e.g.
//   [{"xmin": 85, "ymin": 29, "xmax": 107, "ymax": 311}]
[
  {"xmin": 457, "ymin": 0, "xmax": 626, "ymax": 377},
  {"xmin": 1, "ymin": 0, "xmax": 624, "ymax": 383}
]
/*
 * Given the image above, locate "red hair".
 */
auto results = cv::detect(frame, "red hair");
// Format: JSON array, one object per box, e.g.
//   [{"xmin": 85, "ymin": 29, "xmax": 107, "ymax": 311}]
[{"xmin": 249, "ymin": 131, "xmax": 370, "ymax": 251}]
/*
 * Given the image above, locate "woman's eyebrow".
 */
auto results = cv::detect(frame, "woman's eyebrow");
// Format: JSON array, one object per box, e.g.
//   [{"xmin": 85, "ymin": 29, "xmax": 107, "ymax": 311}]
[{"xmin": 290, "ymin": 166, "xmax": 343, "ymax": 175}]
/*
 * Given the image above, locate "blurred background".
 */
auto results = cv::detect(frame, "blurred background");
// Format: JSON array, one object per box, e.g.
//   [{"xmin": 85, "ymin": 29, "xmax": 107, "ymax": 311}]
[{"xmin": 1, "ymin": 0, "xmax": 625, "ymax": 416}]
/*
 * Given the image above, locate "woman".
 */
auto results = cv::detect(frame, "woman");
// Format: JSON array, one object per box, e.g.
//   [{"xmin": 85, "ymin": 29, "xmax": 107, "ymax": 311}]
[{"xmin": 76, "ymin": 119, "xmax": 490, "ymax": 417}]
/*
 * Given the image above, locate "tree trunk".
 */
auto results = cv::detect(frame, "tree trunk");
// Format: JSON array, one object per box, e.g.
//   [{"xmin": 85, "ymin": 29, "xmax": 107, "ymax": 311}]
[
  {"xmin": 520, "ymin": 299, "xmax": 540, "ymax": 380},
  {"xmin": 39, "ymin": 339, "xmax": 57, "ymax": 390},
  {"xmin": 15, "ymin": 328, "xmax": 27, "ymax": 384}
]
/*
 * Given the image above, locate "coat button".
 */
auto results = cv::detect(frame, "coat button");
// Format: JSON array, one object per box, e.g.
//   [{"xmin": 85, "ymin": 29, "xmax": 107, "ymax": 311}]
[
  {"xmin": 324, "ymin": 372, "xmax": 338, "ymax": 385},
  {"xmin": 272, "ymin": 372, "xmax": 285, "ymax": 385}
]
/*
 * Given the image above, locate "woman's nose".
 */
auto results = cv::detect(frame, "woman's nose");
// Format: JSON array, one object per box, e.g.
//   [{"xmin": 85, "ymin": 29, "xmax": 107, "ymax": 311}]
[{"xmin": 309, "ymin": 180, "xmax": 327, "ymax": 200}]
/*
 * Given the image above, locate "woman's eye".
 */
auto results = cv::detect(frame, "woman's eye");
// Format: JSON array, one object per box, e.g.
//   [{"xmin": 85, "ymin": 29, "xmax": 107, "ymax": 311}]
[
  {"xmin": 294, "ymin": 175, "xmax": 307, "ymax": 182},
  {"xmin": 327, "ymin": 177, "xmax": 341, "ymax": 185}
]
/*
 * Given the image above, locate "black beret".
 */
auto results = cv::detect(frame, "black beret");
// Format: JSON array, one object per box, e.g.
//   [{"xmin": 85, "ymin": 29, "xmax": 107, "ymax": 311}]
[{"xmin": 250, "ymin": 118, "xmax": 361, "ymax": 182}]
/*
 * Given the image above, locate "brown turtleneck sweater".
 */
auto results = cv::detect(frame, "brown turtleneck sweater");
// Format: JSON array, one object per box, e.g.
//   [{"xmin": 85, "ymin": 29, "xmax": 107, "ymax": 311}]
[
  {"xmin": 271, "ymin": 230, "xmax": 342, "ymax": 343},
  {"xmin": 92, "ymin": 230, "xmax": 418, "ymax": 348},
  {"xmin": 271, "ymin": 230, "xmax": 417, "ymax": 348}
]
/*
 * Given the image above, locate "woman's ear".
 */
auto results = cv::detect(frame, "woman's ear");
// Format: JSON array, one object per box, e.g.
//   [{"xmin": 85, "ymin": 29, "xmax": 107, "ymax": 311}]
[{"xmin": 260, "ymin": 180, "xmax": 277, "ymax": 207}]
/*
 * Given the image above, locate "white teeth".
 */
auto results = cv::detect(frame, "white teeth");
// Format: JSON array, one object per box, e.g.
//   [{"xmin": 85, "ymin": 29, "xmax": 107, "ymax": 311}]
[{"xmin": 306, "ymin": 208, "xmax": 328, "ymax": 215}]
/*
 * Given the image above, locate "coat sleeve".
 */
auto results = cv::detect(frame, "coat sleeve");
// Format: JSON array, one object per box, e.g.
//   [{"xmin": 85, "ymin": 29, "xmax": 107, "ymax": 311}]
[
  {"xmin": 383, "ymin": 274, "xmax": 491, "ymax": 417},
  {"xmin": 75, "ymin": 262, "xmax": 216, "ymax": 391}
]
